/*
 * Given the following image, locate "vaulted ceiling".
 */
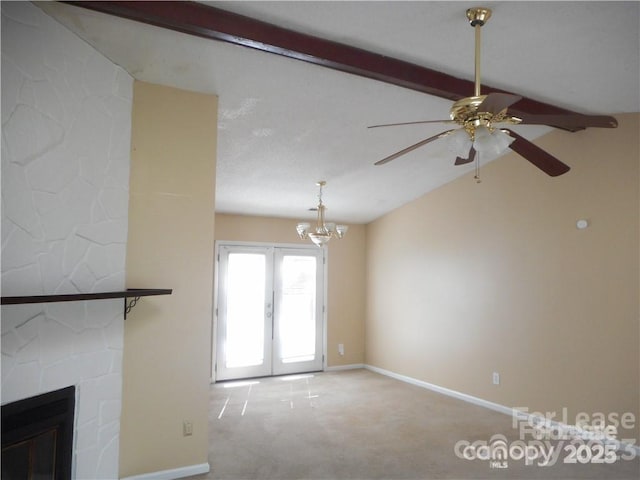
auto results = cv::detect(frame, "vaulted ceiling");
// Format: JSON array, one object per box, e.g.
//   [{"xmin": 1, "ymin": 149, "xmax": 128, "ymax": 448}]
[{"xmin": 39, "ymin": 1, "xmax": 640, "ymax": 223}]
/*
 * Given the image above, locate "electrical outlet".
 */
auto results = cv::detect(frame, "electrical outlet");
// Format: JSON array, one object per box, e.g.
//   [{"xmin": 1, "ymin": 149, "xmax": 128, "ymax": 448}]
[
  {"xmin": 492, "ymin": 372, "xmax": 500, "ymax": 385},
  {"xmin": 338, "ymin": 343, "xmax": 344, "ymax": 356},
  {"xmin": 183, "ymin": 420, "xmax": 193, "ymax": 436}
]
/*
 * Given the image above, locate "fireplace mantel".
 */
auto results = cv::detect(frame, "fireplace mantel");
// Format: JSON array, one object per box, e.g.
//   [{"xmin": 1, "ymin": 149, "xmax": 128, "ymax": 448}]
[{"xmin": 1, "ymin": 288, "xmax": 172, "ymax": 319}]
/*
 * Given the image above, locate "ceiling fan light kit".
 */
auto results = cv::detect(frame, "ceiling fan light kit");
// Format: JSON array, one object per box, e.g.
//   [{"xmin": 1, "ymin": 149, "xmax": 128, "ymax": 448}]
[
  {"xmin": 297, "ymin": 181, "xmax": 348, "ymax": 247},
  {"xmin": 369, "ymin": 6, "xmax": 618, "ymax": 177}
]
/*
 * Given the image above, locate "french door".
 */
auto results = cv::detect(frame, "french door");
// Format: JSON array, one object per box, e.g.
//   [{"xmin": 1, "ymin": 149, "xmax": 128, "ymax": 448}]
[{"xmin": 214, "ymin": 243, "xmax": 324, "ymax": 381}]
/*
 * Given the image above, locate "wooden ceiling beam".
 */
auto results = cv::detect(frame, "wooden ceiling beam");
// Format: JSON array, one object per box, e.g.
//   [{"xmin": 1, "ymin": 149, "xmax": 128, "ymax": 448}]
[{"xmin": 64, "ymin": 1, "xmax": 584, "ymax": 125}]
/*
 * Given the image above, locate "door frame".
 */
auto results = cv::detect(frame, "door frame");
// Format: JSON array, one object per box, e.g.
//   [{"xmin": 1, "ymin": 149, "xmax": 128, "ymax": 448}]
[{"xmin": 211, "ymin": 240, "xmax": 328, "ymax": 382}]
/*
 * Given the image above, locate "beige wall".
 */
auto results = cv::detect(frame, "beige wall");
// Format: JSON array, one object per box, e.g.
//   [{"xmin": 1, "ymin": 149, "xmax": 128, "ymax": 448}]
[
  {"xmin": 215, "ymin": 214, "xmax": 366, "ymax": 367},
  {"xmin": 118, "ymin": 77, "xmax": 636, "ymax": 473},
  {"xmin": 366, "ymin": 113, "xmax": 639, "ymax": 438},
  {"xmin": 121, "ymin": 81, "xmax": 216, "ymax": 476}
]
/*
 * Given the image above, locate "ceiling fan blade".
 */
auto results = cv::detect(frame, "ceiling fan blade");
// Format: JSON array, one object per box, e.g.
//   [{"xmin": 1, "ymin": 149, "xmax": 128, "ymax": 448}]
[
  {"xmin": 368, "ymin": 119, "xmax": 454, "ymax": 129},
  {"xmin": 513, "ymin": 113, "xmax": 618, "ymax": 129},
  {"xmin": 375, "ymin": 130, "xmax": 455, "ymax": 165},
  {"xmin": 477, "ymin": 93, "xmax": 522, "ymax": 114},
  {"xmin": 503, "ymin": 129, "xmax": 570, "ymax": 177},
  {"xmin": 454, "ymin": 146, "xmax": 476, "ymax": 166}
]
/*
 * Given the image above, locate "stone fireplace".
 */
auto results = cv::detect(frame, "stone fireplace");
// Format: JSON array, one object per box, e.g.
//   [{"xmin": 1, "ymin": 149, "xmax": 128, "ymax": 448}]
[
  {"xmin": 1, "ymin": 2, "xmax": 133, "ymax": 478},
  {"xmin": 1, "ymin": 299, "xmax": 125, "ymax": 479}
]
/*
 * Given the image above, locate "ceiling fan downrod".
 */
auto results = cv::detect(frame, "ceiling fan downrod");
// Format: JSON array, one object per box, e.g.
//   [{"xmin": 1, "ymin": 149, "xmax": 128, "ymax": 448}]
[{"xmin": 467, "ymin": 7, "xmax": 492, "ymax": 97}]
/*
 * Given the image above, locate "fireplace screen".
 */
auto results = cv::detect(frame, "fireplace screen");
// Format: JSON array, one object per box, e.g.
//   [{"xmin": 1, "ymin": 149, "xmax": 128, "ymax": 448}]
[{"xmin": 2, "ymin": 386, "xmax": 75, "ymax": 480}]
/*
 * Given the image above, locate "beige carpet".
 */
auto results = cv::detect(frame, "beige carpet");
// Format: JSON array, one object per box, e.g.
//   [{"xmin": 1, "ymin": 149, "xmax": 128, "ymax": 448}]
[{"xmin": 190, "ymin": 369, "xmax": 639, "ymax": 479}]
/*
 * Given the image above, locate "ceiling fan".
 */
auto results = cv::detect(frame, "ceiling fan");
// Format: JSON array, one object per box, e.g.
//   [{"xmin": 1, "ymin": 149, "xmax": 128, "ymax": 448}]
[{"xmin": 369, "ymin": 7, "xmax": 618, "ymax": 177}]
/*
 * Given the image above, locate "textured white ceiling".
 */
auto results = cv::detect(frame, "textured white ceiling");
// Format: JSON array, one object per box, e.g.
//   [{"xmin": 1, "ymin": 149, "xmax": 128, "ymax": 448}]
[{"xmin": 39, "ymin": 1, "xmax": 640, "ymax": 224}]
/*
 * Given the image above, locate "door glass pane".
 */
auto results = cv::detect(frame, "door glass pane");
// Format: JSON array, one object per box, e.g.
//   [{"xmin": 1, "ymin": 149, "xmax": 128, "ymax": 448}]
[
  {"xmin": 225, "ymin": 253, "xmax": 265, "ymax": 368},
  {"xmin": 278, "ymin": 256, "xmax": 317, "ymax": 363}
]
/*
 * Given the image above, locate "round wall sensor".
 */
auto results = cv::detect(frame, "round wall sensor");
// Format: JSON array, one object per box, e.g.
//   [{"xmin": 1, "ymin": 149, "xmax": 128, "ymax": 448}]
[{"xmin": 576, "ymin": 219, "xmax": 589, "ymax": 229}]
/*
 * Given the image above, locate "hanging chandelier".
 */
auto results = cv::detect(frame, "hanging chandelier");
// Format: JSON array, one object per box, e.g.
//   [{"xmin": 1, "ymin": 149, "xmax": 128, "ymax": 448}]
[{"xmin": 296, "ymin": 181, "xmax": 348, "ymax": 247}]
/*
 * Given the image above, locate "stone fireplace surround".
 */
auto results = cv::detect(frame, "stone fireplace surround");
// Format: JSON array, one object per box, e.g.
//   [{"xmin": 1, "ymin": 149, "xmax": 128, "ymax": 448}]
[{"xmin": 1, "ymin": 2, "xmax": 133, "ymax": 478}]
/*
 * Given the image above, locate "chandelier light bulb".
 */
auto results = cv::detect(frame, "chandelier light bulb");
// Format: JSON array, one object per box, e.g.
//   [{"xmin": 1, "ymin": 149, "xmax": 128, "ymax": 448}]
[
  {"xmin": 335, "ymin": 225, "xmax": 349, "ymax": 239},
  {"xmin": 296, "ymin": 222, "xmax": 310, "ymax": 239}
]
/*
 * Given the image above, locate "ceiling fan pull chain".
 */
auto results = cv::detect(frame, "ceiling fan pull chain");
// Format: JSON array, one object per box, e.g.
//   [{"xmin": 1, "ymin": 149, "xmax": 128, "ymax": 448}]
[{"xmin": 474, "ymin": 151, "xmax": 481, "ymax": 183}]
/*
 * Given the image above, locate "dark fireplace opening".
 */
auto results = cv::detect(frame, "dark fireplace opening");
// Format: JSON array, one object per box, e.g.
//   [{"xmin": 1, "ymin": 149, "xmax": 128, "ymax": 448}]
[{"xmin": 2, "ymin": 386, "xmax": 75, "ymax": 480}]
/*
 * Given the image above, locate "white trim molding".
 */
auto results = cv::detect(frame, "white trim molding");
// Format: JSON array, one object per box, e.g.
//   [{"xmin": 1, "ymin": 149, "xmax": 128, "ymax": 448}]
[
  {"xmin": 120, "ymin": 463, "xmax": 210, "ymax": 480},
  {"xmin": 365, "ymin": 365, "xmax": 640, "ymax": 456},
  {"xmin": 325, "ymin": 363, "xmax": 365, "ymax": 372},
  {"xmin": 365, "ymin": 365, "xmax": 513, "ymax": 415}
]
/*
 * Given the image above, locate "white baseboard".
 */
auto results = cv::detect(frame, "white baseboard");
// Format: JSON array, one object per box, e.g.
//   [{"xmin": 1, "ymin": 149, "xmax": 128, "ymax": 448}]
[
  {"xmin": 120, "ymin": 462, "xmax": 209, "ymax": 480},
  {"xmin": 325, "ymin": 363, "xmax": 365, "ymax": 372},
  {"xmin": 365, "ymin": 364, "xmax": 513, "ymax": 415},
  {"xmin": 365, "ymin": 364, "xmax": 640, "ymax": 456}
]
